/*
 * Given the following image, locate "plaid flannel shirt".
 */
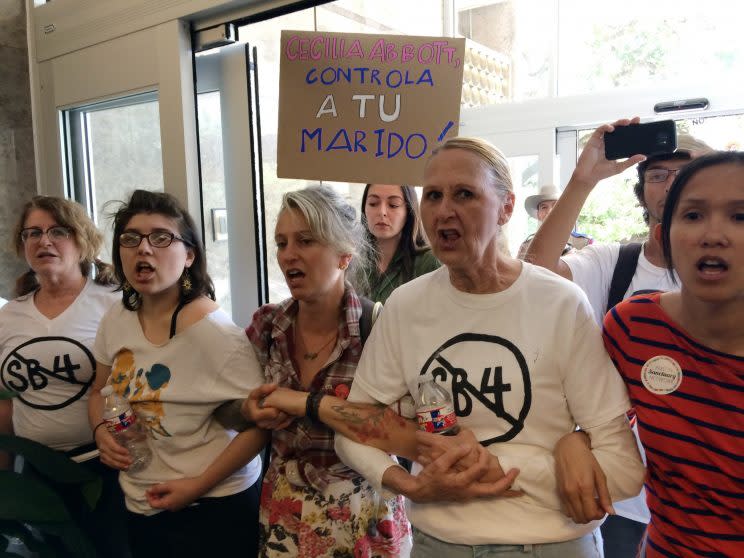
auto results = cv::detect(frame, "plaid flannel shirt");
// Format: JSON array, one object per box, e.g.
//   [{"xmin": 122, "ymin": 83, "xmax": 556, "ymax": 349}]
[{"xmin": 246, "ymin": 285, "xmax": 366, "ymax": 491}]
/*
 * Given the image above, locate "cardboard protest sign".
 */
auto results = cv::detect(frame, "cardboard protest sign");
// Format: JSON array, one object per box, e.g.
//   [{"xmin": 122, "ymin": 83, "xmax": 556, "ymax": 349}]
[{"xmin": 277, "ymin": 30, "xmax": 465, "ymax": 185}]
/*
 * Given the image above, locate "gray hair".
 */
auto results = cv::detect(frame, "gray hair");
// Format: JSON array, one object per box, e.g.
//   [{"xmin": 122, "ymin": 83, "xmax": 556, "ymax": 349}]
[
  {"xmin": 280, "ymin": 185, "xmax": 371, "ymax": 291},
  {"xmin": 430, "ymin": 136, "xmax": 513, "ymax": 196}
]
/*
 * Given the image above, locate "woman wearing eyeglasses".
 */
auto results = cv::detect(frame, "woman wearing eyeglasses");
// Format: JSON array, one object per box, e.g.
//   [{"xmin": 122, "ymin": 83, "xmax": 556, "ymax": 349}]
[
  {"xmin": 0, "ymin": 196, "xmax": 129, "ymax": 556},
  {"xmin": 87, "ymin": 190, "xmax": 266, "ymax": 558}
]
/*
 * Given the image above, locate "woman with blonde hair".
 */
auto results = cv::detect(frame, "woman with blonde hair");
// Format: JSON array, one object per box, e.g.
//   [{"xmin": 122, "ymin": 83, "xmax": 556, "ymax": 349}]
[
  {"xmin": 254, "ymin": 138, "xmax": 645, "ymax": 557},
  {"xmin": 240, "ymin": 185, "xmax": 411, "ymax": 557}
]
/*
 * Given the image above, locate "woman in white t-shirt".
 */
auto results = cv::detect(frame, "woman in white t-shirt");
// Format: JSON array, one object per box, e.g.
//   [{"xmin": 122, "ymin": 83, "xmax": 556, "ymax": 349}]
[
  {"xmin": 88, "ymin": 190, "xmax": 266, "ymax": 558},
  {"xmin": 253, "ymin": 137, "xmax": 646, "ymax": 557},
  {"xmin": 0, "ymin": 195, "xmax": 126, "ymax": 557}
]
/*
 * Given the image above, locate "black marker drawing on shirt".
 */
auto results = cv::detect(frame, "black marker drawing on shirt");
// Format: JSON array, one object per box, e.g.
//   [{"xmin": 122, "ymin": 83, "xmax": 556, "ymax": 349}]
[
  {"xmin": 419, "ymin": 333, "xmax": 531, "ymax": 444},
  {"xmin": 1, "ymin": 336, "xmax": 95, "ymax": 410}
]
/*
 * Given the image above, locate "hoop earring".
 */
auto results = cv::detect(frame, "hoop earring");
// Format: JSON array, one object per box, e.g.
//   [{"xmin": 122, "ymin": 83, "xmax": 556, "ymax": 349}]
[
  {"xmin": 181, "ymin": 269, "xmax": 193, "ymax": 294},
  {"xmin": 122, "ymin": 281, "xmax": 141, "ymax": 310}
]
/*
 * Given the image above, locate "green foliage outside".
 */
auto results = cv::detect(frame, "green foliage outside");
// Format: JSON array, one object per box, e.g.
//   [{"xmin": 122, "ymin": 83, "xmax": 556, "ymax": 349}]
[
  {"xmin": 573, "ymin": 127, "xmax": 648, "ymax": 244},
  {"xmin": 585, "ymin": 19, "xmax": 680, "ymax": 90},
  {"xmin": 569, "ymin": 17, "xmax": 674, "ymax": 244},
  {"xmin": 577, "ymin": 175, "xmax": 647, "ymax": 243}
]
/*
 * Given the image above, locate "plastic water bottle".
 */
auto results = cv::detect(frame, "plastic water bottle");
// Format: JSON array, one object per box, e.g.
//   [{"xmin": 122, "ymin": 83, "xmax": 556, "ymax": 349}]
[
  {"xmin": 416, "ymin": 378, "xmax": 460, "ymax": 436},
  {"xmin": 101, "ymin": 385, "xmax": 152, "ymax": 472}
]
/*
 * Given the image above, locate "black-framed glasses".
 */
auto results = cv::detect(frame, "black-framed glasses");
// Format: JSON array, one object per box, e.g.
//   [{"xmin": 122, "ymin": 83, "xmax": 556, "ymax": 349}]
[
  {"xmin": 20, "ymin": 226, "xmax": 72, "ymax": 243},
  {"xmin": 644, "ymin": 168, "xmax": 682, "ymax": 183},
  {"xmin": 119, "ymin": 231, "xmax": 189, "ymax": 248}
]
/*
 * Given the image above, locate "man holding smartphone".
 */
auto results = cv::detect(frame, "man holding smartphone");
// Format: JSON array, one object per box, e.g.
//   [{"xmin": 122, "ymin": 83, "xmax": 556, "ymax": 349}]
[{"xmin": 524, "ymin": 117, "xmax": 712, "ymax": 558}]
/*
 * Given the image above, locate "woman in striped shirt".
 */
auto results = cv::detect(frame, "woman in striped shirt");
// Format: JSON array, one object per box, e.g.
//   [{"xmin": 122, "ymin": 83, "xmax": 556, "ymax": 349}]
[{"xmin": 598, "ymin": 151, "xmax": 744, "ymax": 557}]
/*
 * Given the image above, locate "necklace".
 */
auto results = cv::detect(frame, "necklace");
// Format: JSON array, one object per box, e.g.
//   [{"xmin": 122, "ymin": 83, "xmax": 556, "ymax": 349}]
[{"xmin": 295, "ymin": 327, "xmax": 337, "ymax": 361}]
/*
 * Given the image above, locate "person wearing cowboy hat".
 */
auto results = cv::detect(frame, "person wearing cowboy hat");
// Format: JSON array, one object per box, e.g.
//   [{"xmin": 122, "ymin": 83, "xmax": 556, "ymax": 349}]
[{"xmin": 516, "ymin": 184, "xmax": 591, "ymax": 259}]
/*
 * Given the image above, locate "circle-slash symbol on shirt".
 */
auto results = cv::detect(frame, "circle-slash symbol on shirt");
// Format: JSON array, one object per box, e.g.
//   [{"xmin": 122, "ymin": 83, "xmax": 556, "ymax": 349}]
[
  {"xmin": 641, "ymin": 355, "xmax": 683, "ymax": 395},
  {"xmin": 1, "ymin": 336, "xmax": 95, "ymax": 410},
  {"xmin": 419, "ymin": 333, "xmax": 531, "ymax": 444}
]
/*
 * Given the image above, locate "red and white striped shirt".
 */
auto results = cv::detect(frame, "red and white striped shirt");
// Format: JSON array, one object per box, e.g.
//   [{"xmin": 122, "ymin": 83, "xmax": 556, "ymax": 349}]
[{"xmin": 603, "ymin": 293, "xmax": 743, "ymax": 558}]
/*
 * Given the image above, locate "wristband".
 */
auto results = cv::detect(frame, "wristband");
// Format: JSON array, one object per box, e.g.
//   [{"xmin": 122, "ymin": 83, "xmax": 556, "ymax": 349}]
[
  {"xmin": 305, "ymin": 391, "xmax": 325, "ymax": 423},
  {"xmin": 92, "ymin": 421, "xmax": 107, "ymax": 437}
]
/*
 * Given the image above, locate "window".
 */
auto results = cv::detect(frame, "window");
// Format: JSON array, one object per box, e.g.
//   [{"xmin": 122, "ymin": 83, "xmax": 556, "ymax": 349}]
[
  {"xmin": 62, "ymin": 92, "xmax": 164, "ymax": 261},
  {"xmin": 573, "ymin": 114, "xmax": 744, "ymax": 243},
  {"xmin": 235, "ymin": 1, "xmax": 453, "ymax": 302},
  {"xmin": 558, "ymin": 0, "xmax": 744, "ymax": 96},
  {"xmin": 505, "ymin": 155, "xmax": 539, "ymax": 255},
  {"xmin": 457, "ymin": 0, "xmax": 555, "ymax": 101},
  {"xmin": 195, "ymin": 0, "xmax": 744, "ymax": 306}
]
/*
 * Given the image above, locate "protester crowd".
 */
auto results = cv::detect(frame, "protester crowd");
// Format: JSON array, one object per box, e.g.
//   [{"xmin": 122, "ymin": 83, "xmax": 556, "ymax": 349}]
[{"xmin": 0, "ymin": 118, "xmax": 741, "ymax": 558}]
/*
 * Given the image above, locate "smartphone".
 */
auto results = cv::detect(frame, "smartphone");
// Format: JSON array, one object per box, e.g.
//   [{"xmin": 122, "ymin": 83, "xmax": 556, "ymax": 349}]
[{"xmin": 604, "ymin": 120, "xmax": 677, "ymax": 160}]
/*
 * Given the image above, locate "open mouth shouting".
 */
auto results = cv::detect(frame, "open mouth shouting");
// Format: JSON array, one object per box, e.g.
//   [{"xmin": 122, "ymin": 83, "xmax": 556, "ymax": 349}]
[
  {"xmin": 437, "ymin": 228, "xmax": 461, "ymax": 249},
  {"xmin": 134, "ymin": 261, "xmax": 156, "ymax": 282},
  {"xmin": 285, "ymin": 268, "xmax": 305, "ymax": 288},
  {"xmin": 696, "ymin": 256, "xmax": 729, "ymax": 280}
]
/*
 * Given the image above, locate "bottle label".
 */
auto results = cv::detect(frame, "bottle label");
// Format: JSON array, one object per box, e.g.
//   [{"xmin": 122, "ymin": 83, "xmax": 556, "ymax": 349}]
[
  {"xmin": 105, "ymin": 408, "xmax": 137, "ymax": 433},
  {"xmin": 417, "ymin": 405, "xmax": 457, "ymax": 434}
]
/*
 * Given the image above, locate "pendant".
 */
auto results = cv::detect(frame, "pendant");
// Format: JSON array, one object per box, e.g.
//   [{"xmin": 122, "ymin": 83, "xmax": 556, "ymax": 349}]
[{"xmin": 303, "ymin": 352, "xmax": 318, "ymax": 361}]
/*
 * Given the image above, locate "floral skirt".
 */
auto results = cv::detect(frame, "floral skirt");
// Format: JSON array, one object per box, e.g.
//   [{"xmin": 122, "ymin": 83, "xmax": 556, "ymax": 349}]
[{"xmin": 259, "ymin": 468, "xmax": 411, "ymax": 558}]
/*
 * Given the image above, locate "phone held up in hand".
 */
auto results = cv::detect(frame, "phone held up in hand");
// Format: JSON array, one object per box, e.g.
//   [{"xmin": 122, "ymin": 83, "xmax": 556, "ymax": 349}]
[{"xmin": 604, "ymin": 120, "xmax": 677, "ymax": 160}]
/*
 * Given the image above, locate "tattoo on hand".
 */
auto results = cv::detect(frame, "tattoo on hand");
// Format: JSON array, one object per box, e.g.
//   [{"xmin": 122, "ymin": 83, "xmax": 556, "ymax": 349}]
[{"xmin": 330, "ymin": 403, "xmax": 407, "ymax": 443}]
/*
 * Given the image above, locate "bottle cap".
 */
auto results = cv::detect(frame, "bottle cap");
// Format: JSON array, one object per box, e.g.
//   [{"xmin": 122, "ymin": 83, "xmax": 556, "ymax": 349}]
[{"xmin": 100, "ymin": 385, "xmax": 113, "ymax": 396}]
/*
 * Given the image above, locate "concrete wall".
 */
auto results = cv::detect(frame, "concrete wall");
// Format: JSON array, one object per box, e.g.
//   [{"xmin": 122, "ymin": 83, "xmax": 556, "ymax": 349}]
[{"xmin": 0, "ymin": 0, "xmax": 36, "ymax": 299}]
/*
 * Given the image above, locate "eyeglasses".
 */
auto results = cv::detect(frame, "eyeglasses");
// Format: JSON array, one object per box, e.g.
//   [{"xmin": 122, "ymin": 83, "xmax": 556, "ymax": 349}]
[
  {"xmin": 20, "ymin": 226, "xmax": 72, "ymax": 244},
  {"xmin": 119, "ymin": 231, "xmax": 189, "ymax": 248},
  {"xmin": 644, "ymin": 168, "xmax": 682, "ymax": 183}
]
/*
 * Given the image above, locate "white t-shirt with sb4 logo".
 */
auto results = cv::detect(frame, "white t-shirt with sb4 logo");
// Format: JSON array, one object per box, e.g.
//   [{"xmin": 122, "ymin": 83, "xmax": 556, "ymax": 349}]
[{"xmin": 0, "ymin": 280, "xmax": 117, "ymax": 452}]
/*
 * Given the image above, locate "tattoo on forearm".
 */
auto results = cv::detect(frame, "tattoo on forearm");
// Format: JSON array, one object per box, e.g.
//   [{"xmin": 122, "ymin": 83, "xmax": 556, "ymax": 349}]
[{"xmin": 330, "ymin": 403, "xmax": 409, "ymax": 443}]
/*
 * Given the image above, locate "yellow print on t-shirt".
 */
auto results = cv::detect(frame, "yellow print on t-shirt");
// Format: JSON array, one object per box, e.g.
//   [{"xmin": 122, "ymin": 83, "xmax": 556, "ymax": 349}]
[{"xmin": 110, "ymin": 348, "xmax": 172, "ymax": 438}]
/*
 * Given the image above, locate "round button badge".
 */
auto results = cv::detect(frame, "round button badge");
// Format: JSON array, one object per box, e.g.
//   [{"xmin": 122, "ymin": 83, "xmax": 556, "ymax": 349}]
[{"xmin": 641, "ymin": 355, "xmax": 683, "ymax": 395}]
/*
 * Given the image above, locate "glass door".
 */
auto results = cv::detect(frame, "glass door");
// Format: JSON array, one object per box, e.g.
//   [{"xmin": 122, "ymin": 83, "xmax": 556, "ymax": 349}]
[
  {"xmin": 458, "ymin": 123, "xmax": 556, "ymax": 256},
  {"xmin": 194, "ymin": 42, "xmax": 267, "ymax": 325},
  {"xmin": 557, "ymin": 113, "xmax": 744, "ymax": 244},
  {"xmin": 197, "ymin": 1, "xmax": 453, "ymax": 308}
]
